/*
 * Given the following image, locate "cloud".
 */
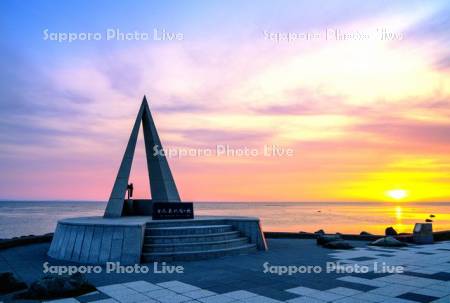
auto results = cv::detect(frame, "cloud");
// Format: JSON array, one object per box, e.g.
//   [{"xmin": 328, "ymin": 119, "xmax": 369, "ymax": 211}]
[
  {"xmin": 174, "ymin": 128, "xmax": 272, "ymax": 146},
  {"xmin": 251, "ymin": 88, "xmax": 349, "ymax": 116},
  {"xmin": 402, "ymin": 4, "xmax": 450, "ymax": 71},
  {"xmin": 1, "ymin": 1, "xmax": 450, "ymax": 200},
  {"xmin": 352, "ymin": 118, "xmax": 450, "ymax": 146}
]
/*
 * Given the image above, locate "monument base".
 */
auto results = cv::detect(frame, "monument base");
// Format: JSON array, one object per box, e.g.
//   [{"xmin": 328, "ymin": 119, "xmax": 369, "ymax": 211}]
[
  {"xmin": 48, "ymin": 216, "xmax": 267, "ymax": 264},
  {"xmin": 122, "ymin": 199, "xmax": 154, "ymax": 216}
]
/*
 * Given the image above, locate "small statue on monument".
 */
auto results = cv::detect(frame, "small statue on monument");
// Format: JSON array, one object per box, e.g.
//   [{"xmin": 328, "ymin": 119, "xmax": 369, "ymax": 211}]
[{"xmin": 127, "ymin": 183, "xmax": 134, "ymax": 199}]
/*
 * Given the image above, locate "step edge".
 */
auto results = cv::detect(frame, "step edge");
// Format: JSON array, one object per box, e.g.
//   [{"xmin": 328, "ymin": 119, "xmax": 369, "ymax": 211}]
[
  {"xmin": 146, "ymin": 224, "xmax": 232, "ymax": 230},
  {"xmin": 144, "ymin": 231, "xmax": 239, "ymax": 239},
  {"xmin": 144, "ymin": 237, "xmax": 248, "ymax": 247},
  {"xmin": 142, "ymin": 243, "xmax": 257, "ymax": 257}
]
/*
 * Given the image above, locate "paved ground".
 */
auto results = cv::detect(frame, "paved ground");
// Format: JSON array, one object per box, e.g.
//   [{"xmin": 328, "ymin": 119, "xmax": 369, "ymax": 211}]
[{"xmin": 0, "ymin": 239, "xmax": 449, "ymax": 303}]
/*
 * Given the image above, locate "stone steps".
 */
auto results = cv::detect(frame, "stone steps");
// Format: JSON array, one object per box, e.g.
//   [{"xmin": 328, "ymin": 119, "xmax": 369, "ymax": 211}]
[
  {"xmin": 145, "ymin": 219, "xmax": 234, "ymax": 228},
  {"xmin": 141, "ymin": 243, "xmax": 257, "ymax": 262},
  {"xmin": 142, "ymin": 223, "xmax": 256, "ymax": 261},
  {"xmin": 143, "ymin": 237, "xmax": 250, "ymax": 253},
  {"xmin": 145, "ymin": 225, "xmax": 233, "ymax": 236},
  {"xmin": 144, "ymin": 231, "xmax": 240, "ymax": 244}
]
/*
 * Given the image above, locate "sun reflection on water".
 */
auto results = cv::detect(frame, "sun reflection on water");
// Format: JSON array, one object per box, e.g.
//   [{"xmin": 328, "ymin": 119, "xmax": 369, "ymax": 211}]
[
  {"xmin": 395, "ymin": 206, "xmax": 402, "ymax": 220},
  {"xmin": 393, "ymin": 205, "xmax": 407, "ymax": 233}
]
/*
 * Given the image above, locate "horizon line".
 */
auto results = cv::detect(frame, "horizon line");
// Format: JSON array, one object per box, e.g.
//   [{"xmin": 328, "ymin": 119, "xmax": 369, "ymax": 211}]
[{"xmin": 1, "ymin": 199, "xmax": 449, "ymax": 204}]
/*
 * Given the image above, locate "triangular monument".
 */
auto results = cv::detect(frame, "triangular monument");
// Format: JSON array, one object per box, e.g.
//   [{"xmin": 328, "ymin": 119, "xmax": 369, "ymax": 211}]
[{"xmin": 104, "ymin": 96, "xmax": 180, "ymax": 218}]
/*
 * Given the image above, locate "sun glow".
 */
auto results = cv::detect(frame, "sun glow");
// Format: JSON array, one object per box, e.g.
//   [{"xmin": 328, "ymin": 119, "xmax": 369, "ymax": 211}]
[{"xmin": 387, "ymin": 189, "xmax": 408, "ymax": 200}]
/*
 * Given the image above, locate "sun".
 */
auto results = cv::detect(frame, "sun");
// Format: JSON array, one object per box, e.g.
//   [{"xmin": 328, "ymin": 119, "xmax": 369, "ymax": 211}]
[{"xmin": 386, "ymin": 189, "xmax": 408, "ymax": 200}]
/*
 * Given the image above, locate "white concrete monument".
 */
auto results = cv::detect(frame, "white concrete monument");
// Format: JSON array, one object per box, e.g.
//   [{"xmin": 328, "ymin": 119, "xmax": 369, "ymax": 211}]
[
  {"xmin": 48, "ymin": 96, "xmax": 267, "ymax": 264},
  {"xmin": 104, "ymin": 96, "xmax": 180, "ymax": 218}
]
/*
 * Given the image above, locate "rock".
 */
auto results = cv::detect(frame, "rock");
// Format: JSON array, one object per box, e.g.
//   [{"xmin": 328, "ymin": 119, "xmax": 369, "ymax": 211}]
[
  {"xmin": 0, "ymin": 272, "xmax": 27, "ymax": 294},
  {"xmin": 385, "ymin": 227, "xmax": 398, "ymax": 236},
  {"xmin": 314, "ymin": 229, "xmax": 325, "ymax": 235},
  {"xmin": 317, "ymin": 234, "xmax": 341, "ymax": 245},
  {"xmin": 360, "ymin": 231, "xmax": 372, "ymax": 236},
  {"xmin": 15, "ymin": 273, "xmax": 95, "ymax": 300},
  {"xmin": 413, "ymin": 223, "xmax": 433, "ymax": 244},
  {"xmin": 425, "ymin": 219, "xmax": 433, "ymax": 222},
  {"xmin": 323, "ymin": 240, "xmax": 354, "ymax": 249},
  {"xmin": 369, "ymin": 236, "xmax": 407, "ymax": 247}
]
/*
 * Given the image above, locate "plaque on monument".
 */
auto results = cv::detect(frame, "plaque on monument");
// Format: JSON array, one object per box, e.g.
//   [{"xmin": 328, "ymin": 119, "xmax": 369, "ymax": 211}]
[{"xmin": 153, "ymin": 202, "xmax": 194, "ymax": 220}]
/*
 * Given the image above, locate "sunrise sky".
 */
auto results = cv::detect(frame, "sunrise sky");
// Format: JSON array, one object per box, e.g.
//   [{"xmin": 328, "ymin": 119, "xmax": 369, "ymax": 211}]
[{"xmin": 1, "ymin": 0, "xmax": 449, "ymax": 202}]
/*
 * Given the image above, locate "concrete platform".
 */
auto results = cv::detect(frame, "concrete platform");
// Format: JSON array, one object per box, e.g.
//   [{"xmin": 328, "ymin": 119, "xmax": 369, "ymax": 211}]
[{"xmin": 48, "ymin": 216, "xmax": 267, "ymax": 264}]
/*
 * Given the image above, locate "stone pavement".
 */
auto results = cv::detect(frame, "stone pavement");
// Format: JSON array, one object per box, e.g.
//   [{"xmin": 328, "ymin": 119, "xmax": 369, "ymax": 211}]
[{"xmin": 1, "ymin": 239, "xmax": 449, "ymax": 303}]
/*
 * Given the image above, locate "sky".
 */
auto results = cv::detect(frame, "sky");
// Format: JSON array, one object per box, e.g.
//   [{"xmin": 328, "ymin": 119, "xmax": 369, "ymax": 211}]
[{"xmin": 0, "ymin": 0, "xmax": 449, "ymax": 202}]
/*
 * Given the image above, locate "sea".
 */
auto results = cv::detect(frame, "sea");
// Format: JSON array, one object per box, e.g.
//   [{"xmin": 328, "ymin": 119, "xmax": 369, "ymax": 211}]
[{"xmin": 0, "ymin": 201, "xmax": 449, "ymax": 239}]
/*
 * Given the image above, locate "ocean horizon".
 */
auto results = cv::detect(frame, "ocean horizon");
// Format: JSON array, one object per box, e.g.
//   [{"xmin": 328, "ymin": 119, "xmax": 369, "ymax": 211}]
[{"xmin": 1, "ymin": 200, "xmax": 449, "ymax": 239}]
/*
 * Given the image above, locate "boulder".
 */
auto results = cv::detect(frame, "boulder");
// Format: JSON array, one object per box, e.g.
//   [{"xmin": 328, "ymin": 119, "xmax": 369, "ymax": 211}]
[
  {"xmin": 317, "ymin": 234, "xmax": 341, "ymax": 245},
  {"xmin": 413, "ymin": 223, "xmax": 433, "ymax": 244},
  {"xmin": 385, "ymin": 227, "xmax": 398, "ymax": 236},
  {"xmin": 369, "ymin": 236, "xmax": 407, "ymax": 247},
  {"xmin": 323, "ymin": 240, "xmax": 354, "ymax": 249},
  {"xmin": 15, "ymin": 273, "xmax": 95, "ymax": 300},
  {"xmin": 0, "ymin": 272, "xmax": 27, "ymax": 294}
]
